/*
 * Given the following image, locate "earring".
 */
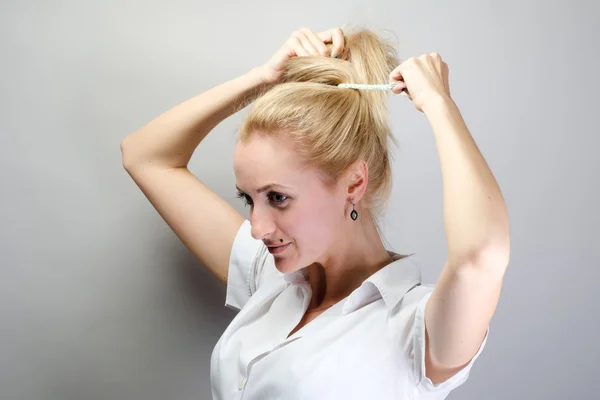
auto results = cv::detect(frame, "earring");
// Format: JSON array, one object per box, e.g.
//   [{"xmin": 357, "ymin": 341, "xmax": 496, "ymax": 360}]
[{"xmin": 350, "ymin": 202, "xmax": 358, "ymax": 221}]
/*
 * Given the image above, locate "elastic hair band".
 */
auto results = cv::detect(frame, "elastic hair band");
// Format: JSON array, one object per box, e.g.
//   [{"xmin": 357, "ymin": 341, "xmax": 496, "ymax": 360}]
[{"xmin": 338, "ymin": 82, "xmax": 408, "ymax": 95}]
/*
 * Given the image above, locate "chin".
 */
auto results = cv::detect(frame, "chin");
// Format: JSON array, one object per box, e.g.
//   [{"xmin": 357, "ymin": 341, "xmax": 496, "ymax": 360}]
[
  {"xmin": 272, "ymin": 249, "xmax": 300, "ymax": 273},
  {"xmin": 273, "ymin": 256, "xmax": 293, "ymax": 273}
]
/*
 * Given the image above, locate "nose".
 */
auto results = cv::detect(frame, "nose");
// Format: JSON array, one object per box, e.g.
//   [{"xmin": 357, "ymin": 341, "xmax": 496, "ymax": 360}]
[{"xmin": 249, "ymin": 207, "xmax": 277, "ymax": 241}]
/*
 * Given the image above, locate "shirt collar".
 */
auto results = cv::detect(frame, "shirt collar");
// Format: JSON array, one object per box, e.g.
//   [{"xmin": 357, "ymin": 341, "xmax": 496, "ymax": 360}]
[{"xmin": 283, "ymin": 251, "xmax": 422, "ymax": 315}]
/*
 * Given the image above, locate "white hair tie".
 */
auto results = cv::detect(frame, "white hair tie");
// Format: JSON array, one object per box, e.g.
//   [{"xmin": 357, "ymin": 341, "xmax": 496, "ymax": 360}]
[{"xmin": 338, "ymin": 82, "xmax": 408, "ymax": 96}]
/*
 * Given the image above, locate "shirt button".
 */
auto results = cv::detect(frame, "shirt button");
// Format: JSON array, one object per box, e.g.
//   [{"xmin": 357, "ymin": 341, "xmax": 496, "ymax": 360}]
[{"xmin": 238, "ymin": 377, "xmax": 245, "ymax": 390}]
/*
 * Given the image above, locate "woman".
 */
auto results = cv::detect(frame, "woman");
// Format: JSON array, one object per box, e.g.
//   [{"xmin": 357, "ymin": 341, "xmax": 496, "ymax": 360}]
[{"xmin": 121, "ymin": 26, "xmax": 510, "ymax": 400}]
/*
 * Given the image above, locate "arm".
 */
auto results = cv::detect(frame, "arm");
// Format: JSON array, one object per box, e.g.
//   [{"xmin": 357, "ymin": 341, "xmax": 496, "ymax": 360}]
[
  {"xmin": 422, "ymin": 94, "xmax": 510, "ymax": 383},
  {"xmin": 121, "ymin": 66, "xmax": 272, "ymax": 169},
  {"xmin": 120, "ymin": 27, "xmax": 344, "ymax": 284},
  {"xmin": 121, "ymin": 26, "xmax": 345, "ymax": 169},
  {"xmin": 120, "ymin": 67, "xmax": 273, "ymax": 284}
]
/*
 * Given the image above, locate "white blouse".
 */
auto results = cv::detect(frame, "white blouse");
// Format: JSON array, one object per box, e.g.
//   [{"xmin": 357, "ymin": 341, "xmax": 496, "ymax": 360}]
[{"xmin": 211, "ymin": 219, "xmax": 488, "ymax": 400}]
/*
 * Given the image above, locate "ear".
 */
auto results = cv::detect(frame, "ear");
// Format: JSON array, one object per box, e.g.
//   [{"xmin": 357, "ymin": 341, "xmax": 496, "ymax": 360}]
[{"xmin": 345, "ymin": 160, "xmax": 369, "ymax": 203}]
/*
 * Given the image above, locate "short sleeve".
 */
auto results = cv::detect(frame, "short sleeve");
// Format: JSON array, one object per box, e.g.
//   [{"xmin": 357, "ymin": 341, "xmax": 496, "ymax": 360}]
[
  {"xmin": 412, "ymin": 288, "xmax": 489, "ymax": 396},
  {"xmin": 224, "ymin": 219, "xmax": 280, "ymax": 311}
]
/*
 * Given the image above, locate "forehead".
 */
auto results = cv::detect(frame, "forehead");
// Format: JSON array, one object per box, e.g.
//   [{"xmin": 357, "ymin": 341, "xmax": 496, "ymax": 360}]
[{"xmin": 233, "ymin": 135, "xmax": 305, "ymax": 190}]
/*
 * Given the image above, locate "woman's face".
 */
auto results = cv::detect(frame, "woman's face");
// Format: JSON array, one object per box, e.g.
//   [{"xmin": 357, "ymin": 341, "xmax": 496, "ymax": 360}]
[{"xmin": 233, "ymin": 134, "xmax": 348, "ymax": 274}]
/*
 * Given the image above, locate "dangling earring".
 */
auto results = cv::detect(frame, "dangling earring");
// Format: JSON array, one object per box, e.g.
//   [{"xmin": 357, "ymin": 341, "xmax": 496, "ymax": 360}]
[{"xmin": 350, "ymin": 202, "xmax": 358, "ymax": 221}]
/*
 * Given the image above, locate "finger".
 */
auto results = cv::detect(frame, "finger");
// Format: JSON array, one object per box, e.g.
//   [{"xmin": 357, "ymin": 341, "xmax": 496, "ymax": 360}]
[
  {"xmin": 390, "ymin": 60, "xmax": 415, "ymax": 97},
  {"xmin": 390, "ymin": 81, "xmax": 407, "ymax": 95},
  {"xmin": 292, "ymin": 30, "xmax": 316, "ymax": 55},
  {"xmin": 317, "ymin": 29, "xmax": 339, "ymax": 56},
  {"xmin": 301, "ymin": 28, "xmax": 330, "ymax": 56},
  {"xmin": 294, "ymin": 30, "xmax": 320, "ymax": 55},
  {"xmin": 389, "ymin": 62, "xmax": 407, "ymax": 81},
  {"xmin": 390, "ymin": 68, "xmax": 404, "ymax": 81},
  {"xmin": 288, "ymin": 36, "xmax": 310, "ymax": 56},
  {"xmin": 318, "ymin": 27, "xmax": 345, "ymax": 57},
  {"xmin": 390, "ymin": 56, "xmax": 417, "ymax": 78}
]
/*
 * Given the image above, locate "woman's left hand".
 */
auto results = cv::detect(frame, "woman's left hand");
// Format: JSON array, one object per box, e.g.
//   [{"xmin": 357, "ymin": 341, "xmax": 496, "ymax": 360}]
[{"xmin": 389, "ymin": 53, "xmax": 450, "ymax": 112}]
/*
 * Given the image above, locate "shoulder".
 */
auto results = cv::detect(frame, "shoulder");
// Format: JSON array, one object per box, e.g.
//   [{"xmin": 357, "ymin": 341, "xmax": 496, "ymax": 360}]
[{"xmin": 390, "ymin": 283, "xmax": 435, "ymax": 326}]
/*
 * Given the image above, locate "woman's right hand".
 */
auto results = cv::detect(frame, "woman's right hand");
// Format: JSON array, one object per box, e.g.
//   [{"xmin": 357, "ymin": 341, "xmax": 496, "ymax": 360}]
[{"xmin": 259, "ymin": 27, "xmax": 346, "ymax": 85}]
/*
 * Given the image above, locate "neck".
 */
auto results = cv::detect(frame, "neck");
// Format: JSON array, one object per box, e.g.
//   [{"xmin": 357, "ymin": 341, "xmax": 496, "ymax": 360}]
[{"xmin": 305, "ymin": 212, "xmax": 394, "ymax": 311}]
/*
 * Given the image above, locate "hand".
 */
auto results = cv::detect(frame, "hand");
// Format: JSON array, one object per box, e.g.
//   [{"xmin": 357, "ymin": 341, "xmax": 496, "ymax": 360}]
[
  {"xmin": 389, "ymin": 53, "xmax": 451, "ymax": 112},
  {"xmin": 259, "ymin": 27, "xmax": 345, "ymax": 85}
]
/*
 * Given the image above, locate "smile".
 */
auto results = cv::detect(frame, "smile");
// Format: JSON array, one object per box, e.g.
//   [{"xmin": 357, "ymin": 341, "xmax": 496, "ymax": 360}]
[{"xmin": 268, "ymin": 243, "xmax": 291, "ymax": 254}]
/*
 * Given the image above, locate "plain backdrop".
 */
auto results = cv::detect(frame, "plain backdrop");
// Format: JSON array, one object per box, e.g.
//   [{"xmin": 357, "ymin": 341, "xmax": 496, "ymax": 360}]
[{"xmin": 1, "ymin": 0, "xmax": 598, "ymax": 399}]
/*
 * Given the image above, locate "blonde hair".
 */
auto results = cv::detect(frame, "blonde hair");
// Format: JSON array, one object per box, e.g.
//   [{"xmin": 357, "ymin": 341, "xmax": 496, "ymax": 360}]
[{"xmin": 237, "ymin": 28, "xmax": 401, "ymax": 239}]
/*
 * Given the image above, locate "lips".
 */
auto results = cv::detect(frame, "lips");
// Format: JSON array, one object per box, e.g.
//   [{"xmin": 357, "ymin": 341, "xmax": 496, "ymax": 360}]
[{"xmin": 268, "ymin": 242, "xmax": 291, "ymax": 254}]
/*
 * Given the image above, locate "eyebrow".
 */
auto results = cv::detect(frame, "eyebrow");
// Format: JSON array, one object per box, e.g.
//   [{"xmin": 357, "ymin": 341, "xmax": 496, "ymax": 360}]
[{"xmin": 236, "ymin": 183, "xmax": 291, "ymax": 194}]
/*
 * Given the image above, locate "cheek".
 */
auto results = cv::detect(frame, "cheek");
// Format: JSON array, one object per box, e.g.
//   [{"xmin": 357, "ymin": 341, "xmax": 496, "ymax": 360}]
[{"xmin": 287, "ymin": 201, "xmax": 340, "ymax": 249}]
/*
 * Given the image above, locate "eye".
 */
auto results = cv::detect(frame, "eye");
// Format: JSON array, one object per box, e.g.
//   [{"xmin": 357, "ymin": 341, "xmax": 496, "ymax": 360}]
[
  {"xmin": 235, "ymin": 190, "xmax": 288, "ymax": 208},
  {"xmin": 236, "ymin": 190, "xmax": 252, "ymax": 207},
  {"xmin": 268, "ymin": 192, "xmax": 288, "ymax": 205}
]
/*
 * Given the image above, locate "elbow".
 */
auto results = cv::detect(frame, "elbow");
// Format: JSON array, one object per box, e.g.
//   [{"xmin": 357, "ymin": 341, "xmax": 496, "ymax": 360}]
[
  {"xmin": 120, "ymin": 139, "xmax": 141, "ymax": 171},
  {"xmin": 120, "ymin": 140, "xmax": 132, "ymax": 170}
]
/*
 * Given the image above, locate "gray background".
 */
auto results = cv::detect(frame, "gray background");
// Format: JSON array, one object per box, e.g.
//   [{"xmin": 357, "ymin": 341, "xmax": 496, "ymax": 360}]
[{"xmin": 1, "ymin": 0, "xmax": 598, "ymax": 399}]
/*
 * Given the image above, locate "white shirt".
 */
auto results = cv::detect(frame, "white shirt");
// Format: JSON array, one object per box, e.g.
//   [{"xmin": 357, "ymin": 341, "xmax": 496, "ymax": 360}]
[{"xmin": 211, "ymin": 219, "xmax": 488, "ymax": 400}]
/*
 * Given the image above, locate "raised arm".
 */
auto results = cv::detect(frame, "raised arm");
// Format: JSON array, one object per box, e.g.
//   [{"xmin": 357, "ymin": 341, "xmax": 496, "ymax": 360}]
[{"xmin": 391, "ymin": 54, "xmax": 510, "ymax": 384}]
